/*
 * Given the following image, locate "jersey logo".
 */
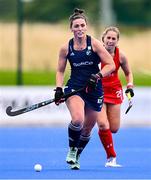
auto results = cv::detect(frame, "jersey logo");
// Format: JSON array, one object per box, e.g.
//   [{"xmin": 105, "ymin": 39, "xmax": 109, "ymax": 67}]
[
  {"xmin": 73, "ymin": 61, "xmax": 93, "ymax": 67},
  {"xmin": 86, "ymin": 46, "xmax": 92, "ymax": 56},
  {"xmin": 70, "ymin": 52, "xmax": 75, "ymax": 56},
  {"xmin": 86, "ymin": 50, "xmax": 91, "ymax": 56},
  {"xmin": 97, "ymin": 96, "xmax": 103, "ymax": 104}
]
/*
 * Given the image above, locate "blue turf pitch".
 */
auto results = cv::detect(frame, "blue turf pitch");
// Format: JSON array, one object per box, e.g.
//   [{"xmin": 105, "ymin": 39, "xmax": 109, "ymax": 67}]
[{"xmin": 0, "ymin": 127, "xmax": 151, "ymax": 179}]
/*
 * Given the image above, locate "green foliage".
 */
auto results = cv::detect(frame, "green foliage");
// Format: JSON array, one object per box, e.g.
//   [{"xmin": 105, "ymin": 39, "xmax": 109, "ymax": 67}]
[
  {"xmin": 0, "ymin": 0, "xmax": 17, "ymax": 21},
  {"xmin": 0, "ymin": 70, "xmax": 150, "ymax": 86},
  {"xmin": 1, "ymin": 0, "xmax": 151, "ymax": 26},
  {"xmin": 113, "ymin": 0, "xmax": 151, "ymax": 26},
  {"xmin": 23, "ymin": 0, "xmax": 99, "ymax": 24}
]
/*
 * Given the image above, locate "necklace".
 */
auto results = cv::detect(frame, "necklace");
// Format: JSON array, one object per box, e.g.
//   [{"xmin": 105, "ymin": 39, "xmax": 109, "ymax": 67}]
[{"xmin": 73, "ymin": 37, "xmax": 86, "ymax": 50}]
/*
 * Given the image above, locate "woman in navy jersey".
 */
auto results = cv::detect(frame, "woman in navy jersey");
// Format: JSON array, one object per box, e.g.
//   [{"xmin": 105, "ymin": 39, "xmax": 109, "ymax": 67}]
[{"xmin": 54, "ymin": 8, "xmax": 115, "ymax": 170}]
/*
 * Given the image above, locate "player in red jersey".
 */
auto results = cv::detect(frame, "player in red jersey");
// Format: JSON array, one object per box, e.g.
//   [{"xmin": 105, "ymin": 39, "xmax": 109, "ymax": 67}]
[{"xmin": 98, "ymin": 26, "xmax": 134, "ymax": 167}]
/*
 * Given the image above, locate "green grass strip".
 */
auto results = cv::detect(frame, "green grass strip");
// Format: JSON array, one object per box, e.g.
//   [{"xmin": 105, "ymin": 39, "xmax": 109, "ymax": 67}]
[{"xmin": 0, "ymin": 70, "xmax": 150, "ymax": 86}]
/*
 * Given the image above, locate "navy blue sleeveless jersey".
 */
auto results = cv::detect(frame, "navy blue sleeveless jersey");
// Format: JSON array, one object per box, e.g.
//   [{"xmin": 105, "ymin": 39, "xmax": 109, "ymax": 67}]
[{"xmin": 64, "ymin": 35, "xmax": 104, "ymax": 111}]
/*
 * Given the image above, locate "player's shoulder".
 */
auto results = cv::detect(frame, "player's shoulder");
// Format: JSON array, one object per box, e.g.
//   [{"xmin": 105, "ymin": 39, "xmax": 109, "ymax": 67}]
[
  {"xmin": 59, "ymin": 42, "xmax": 69, "ymax": 57},
  {"xmin": 60, "ymin": 42, "xmax": 68, "ymax": 52},
  {"xmin": 119, "ymin": 49, "xmax": 126, "ymax": 58},
  {"xmin": 119, "ymin": 49, "xmax": 128, "ymax": 64},
  {"xmin": 91, "ymin": 36, "xmax": 104, "ymax": 50}
]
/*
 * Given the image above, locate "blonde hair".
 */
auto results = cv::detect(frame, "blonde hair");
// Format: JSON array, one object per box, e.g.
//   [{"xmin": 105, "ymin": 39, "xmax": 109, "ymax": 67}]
[
  {"xmin": 69, "ymin": 8, "xmax": 87, "ymax": 28},
  {"xmin": 102, "ymin": 26, "xmax": 120, "ymax": 42}
]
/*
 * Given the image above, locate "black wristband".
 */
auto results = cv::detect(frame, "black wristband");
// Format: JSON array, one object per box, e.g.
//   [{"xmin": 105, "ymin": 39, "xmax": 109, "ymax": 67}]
[
  {"xmin": 96, "ymin": 72, "xmax": 103, "ymax": 78},
  {"xmin": 55, "ymin": 87, "xmax": 62, "ymax": 91}
]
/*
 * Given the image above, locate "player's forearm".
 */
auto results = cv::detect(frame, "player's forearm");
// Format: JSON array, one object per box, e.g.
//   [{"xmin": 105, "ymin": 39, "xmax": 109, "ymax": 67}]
[
  {"xmin": 56, "ymin": 71, "xmax": 64, "ymax": 87},
  {"xmin": 101, "ymin": 63, "xmax": 115, "ymax": 77},
  {"xmin": 125, "ymin": 72, "xmax": 134, "ymax": 86}
]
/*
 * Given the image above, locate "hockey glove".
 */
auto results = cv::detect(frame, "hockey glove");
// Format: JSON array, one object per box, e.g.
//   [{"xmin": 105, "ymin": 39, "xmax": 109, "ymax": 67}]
[
  {"xmin": 54, "ymin": 87, "xmax": 64, "ymax": 105},
  {"xmin": 86, "ymin": 72, "xmax": 102, "ymax": 93},
  {"xmin": 125, "ymin": 84, "xmax": 134, "ymax": 97}
]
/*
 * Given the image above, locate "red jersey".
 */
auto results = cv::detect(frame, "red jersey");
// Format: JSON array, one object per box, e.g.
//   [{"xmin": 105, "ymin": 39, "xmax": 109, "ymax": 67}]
[{"xmin": 101, "ymin": 47, "xmax": 123, "ymax": 104}]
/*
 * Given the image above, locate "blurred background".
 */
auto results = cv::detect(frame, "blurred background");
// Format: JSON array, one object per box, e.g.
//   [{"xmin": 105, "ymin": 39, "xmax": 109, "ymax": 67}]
[{"xmin": 0, "ymin": 0, "xmax": 151, "ymax": 126}]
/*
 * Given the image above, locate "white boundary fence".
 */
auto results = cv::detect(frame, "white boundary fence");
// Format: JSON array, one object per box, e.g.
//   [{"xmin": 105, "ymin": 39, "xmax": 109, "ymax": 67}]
[{"xmin": 0, "ymin": 86, "xmax": 151, "ymax": 127}]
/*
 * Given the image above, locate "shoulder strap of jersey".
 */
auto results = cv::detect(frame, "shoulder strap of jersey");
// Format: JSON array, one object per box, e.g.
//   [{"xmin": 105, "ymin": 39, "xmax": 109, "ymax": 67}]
[
  {"xmin": 66, "ymin": 38, "xmax": 74, "ymax": 58},
  {"xmin": 69, "ymin": 38, "xmax": 74, "ymax": 53},
  {"xmin": 114, "ymin": 47, "xmax": 120, "ymax": 69},
  {"xmin": 114, "ymin": 47, "xmax": 119, "ymax": 61},
  {"xmin": 87, "ymin": 35, "xmax": 92, "ymax": 51}
]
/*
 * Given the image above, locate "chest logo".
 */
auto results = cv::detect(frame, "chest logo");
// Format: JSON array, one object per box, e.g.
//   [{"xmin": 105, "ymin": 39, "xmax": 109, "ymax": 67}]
[
  {"xmin": 86, "ymin": 46, "xmax": 92, "ymax": 56},
  {"xmin": 70, "ymin": 52, "xmax": 75, "ymax": 56},
  {"xmin": 86, "ymin": 50, "xmax": 91, "ymax": 56}
]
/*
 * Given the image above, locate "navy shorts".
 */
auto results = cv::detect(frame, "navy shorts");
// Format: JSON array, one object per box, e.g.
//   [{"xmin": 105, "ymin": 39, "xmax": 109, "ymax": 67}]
[{"xmin": 64, "ymin": 86, "xmax": 104, "ymax": 112}]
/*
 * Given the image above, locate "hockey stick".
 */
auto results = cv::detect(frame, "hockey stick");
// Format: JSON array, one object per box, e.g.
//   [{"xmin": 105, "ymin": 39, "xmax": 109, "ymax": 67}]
[
  {"xmin": 6, "ymin": 87, "xmax": 84, "ymax": 116},
  {"xmin": 125, "ymin": 92, "xmax": 133, "ymax": 114}
]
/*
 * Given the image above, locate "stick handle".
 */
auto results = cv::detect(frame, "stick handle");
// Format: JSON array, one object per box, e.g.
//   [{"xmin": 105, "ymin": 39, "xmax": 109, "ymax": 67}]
[{"xmin": 127, "ymin": 92, "xmax": 132, "ymax": 100}]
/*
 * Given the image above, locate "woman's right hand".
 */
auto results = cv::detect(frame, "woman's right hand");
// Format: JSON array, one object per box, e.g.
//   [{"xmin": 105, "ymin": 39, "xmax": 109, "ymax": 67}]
[
  {"xmin": 86, "ymin": 73, "xmax": 102, "ymax": 93},
  {"xmin": 54, "ymin": 87, "xmax": 64, "ymax": 105}
]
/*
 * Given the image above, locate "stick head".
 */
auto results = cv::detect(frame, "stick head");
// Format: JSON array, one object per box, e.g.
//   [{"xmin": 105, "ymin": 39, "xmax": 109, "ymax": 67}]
[
  {"xmin": 6, "ymin": 106, "xmax": 13, "ymax": 115},
  {"xmin": 125, "ymin": 92, "xmax": 133, "ymax": 114},
  {"xmin": 125, "ymin": 104, "xmax": 133, "ymax": 114}
]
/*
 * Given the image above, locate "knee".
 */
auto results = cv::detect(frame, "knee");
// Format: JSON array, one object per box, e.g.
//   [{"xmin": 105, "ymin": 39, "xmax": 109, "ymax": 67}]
[
  {"xmin": 71, "ymin": 114, "xmax": 84, "ymax": 126},
  {"xmin": 72, "ymin": 120, "xmax": 83, "ymax": 127},
  {"xmin": 97, "ymin": 121, "xmax": 109, "ymax": 130},
  {"xmin": 110, "ymin": 127, "xmax": 119, "ymax": 133},
  {"xmin": 71, "ymin": 116, "xmax": 84, "ymax": 126},
  {"xmin": 109, "ymin": 122, "xmax": 120, "ymax": 133}
]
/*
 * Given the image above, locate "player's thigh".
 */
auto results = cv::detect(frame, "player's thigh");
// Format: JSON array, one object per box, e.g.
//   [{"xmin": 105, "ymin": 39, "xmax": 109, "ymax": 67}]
[
  {"xmin": 107, "ymin": 103, "xmax": 121, "ymax": 133},
  {"xmin": 66, "ymin": 95, "xmax": 85, "ymax": 124},
  {"xmin": 97, "ymin": 103, "xmax": 110, "ymax": 129}
]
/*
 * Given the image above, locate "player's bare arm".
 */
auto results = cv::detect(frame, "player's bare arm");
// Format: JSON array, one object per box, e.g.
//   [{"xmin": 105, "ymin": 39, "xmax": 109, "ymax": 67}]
[
  {"xmin": 120, "ymin": 51, "xmax": 133, "ymax": 85},
  {"xmin": 56, "ymin": 43, "xmax": 68, "ymax": 87},
  {"xmin": 92, "ymin": 38, "xmax": 115, "ymax": 77}
]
